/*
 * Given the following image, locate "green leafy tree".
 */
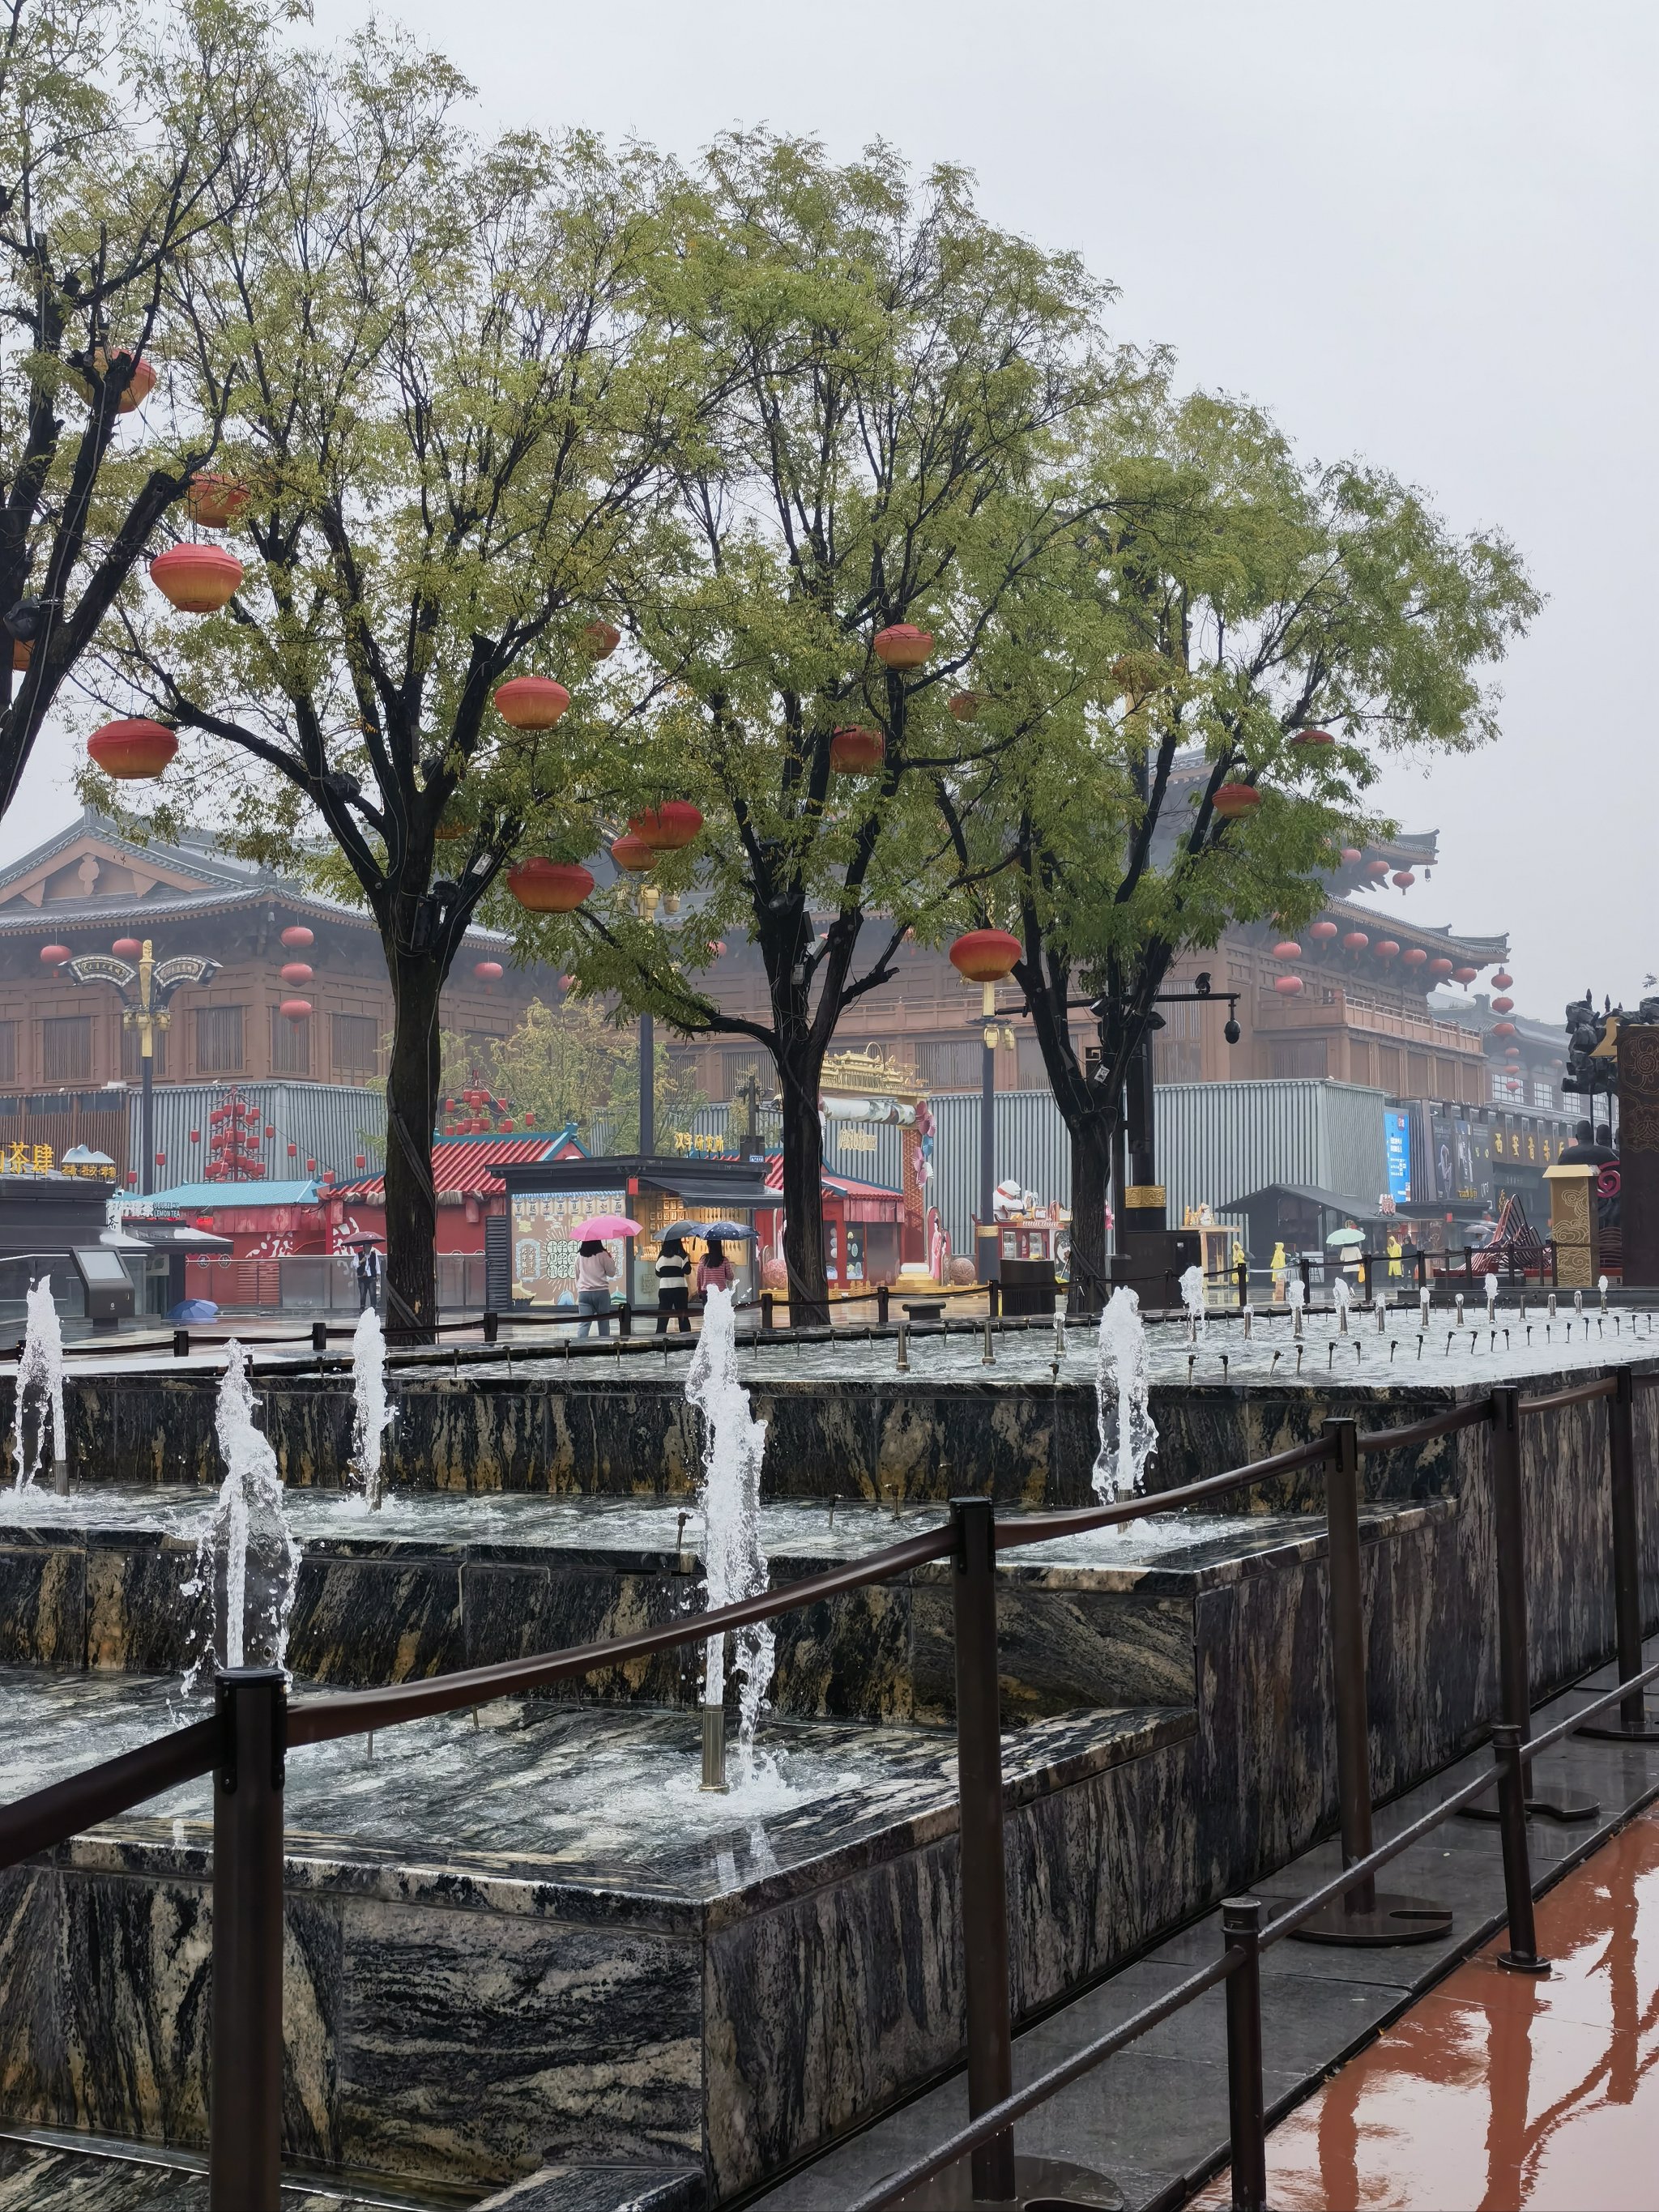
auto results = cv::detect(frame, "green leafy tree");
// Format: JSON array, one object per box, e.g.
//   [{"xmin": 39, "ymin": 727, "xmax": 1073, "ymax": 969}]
[
  {"xmin": 437, "ymin": 996, "xmax": 703, "ymax": 1152},
  {"xmin": 947, "ymin": 383, "xmax": 1541, "ymax": 1309},
  {"xmin": 0, "ymin": 0, "xmax": 280, "ymax": 815},
  {"xmin": 527, "ymin": 134, "xmax": 1121, "ymax": 1322},
  {"xmin": 91, "ymin": 33, "xmax": 691, "ymax": 1336}
]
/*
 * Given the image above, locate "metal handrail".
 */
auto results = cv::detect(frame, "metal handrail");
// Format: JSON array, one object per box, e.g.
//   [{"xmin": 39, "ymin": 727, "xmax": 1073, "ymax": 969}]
[
  {"xmin": 0, "ymin": 1715, "xmax": 217, "ymax": 1875},
  {"xmin": 994, "ymin": 1436, "xmax": 1335, "ymax": 1551}
]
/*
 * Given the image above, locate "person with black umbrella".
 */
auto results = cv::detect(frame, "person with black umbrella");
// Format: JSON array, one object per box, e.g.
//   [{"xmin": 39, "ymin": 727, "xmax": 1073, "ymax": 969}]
[{"xmin": 654, "ymin": 1234, "xmax": 693, "ymax": 1334}]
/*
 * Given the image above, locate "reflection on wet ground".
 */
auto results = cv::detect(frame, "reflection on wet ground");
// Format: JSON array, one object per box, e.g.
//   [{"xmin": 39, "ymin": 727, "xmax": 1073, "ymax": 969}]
[{"xmin": 1214, "ymin": 1807, "xmax": 1659, "ymax": 2210}]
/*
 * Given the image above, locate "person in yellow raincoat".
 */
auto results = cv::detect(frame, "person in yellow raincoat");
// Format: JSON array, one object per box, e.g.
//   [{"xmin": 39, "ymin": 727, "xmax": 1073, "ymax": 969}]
[
  {"xmin": 1386, "ymin": 1231, "xmax": 1403, "ymax": 1281},
  {"xmin": 1270, "ymin": 1240, "xmax": 1288, "ymax": 1302}
]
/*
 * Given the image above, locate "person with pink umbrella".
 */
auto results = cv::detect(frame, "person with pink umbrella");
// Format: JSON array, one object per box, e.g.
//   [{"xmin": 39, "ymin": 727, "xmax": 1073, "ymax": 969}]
[{"xmin": 570, "ymin": 1212, "xmax": 641, "ymax": 1338}]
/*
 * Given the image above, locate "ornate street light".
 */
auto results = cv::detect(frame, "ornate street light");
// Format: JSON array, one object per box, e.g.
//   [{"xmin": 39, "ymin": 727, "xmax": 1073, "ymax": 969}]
[{"xmin": 67, "ymin": 939, "xmax": 219, "ymax": 1195}]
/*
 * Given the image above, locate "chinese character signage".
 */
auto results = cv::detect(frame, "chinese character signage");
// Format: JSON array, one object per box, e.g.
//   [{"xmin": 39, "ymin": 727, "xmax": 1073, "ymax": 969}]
[
  {"xmin": 1384, "ymin": 1110, "xmax": 1411, "ymax": 1204},
  {"xmin": 510, "ymin": 1187, "xmax": 626, "ymax": 1306}
]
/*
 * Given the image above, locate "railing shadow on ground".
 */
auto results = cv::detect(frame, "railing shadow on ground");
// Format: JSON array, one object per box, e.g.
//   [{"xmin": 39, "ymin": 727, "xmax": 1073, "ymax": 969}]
[{"xmin": 1, "ymin": 1366, "xmax": 1657, "ymax": 2208}]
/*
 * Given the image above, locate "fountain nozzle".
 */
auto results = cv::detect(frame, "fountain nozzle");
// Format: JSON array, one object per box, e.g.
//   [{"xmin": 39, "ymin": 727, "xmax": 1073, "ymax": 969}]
[{"xmin": 700, "ymin": 1703, "xmax": 728, "ymax": 1793}]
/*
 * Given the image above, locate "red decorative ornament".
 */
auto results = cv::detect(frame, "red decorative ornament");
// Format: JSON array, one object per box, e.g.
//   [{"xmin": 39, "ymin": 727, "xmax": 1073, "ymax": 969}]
[
  {"xmin": 279, "ymin": 997, "xmax": 312, "ymax": 1021},
  {"xmin": 1340, "ymin": 847, "xmax": 1362, "ymax": 865},
  {"xmin": 1272, "ymin": 940, "xmax": 1302, "ymax": 960},
  {"xmin": 87, "ymin": 717, "xmax": 177, "ymax": 779},
  {"xmin": 39, "ymin": 944, "xmax": 70, "ymax": 966},
  {"xmin": 1492, "ymin": 1021, "xmax": 1516, "ymax": 1038},
  {"xmin": 1365, "ymin": 859, "xmax": 1389, "ymax": 877},
  {"xmin": 830, "ymin": 726, "xmax": 885, "ymax": 774},
  {"xmin": 949, "ymin": 929, "xmax": 1021, "ymax": 983},
  {"xmin": 279, "ymin": 926, "xmax": 313, "ymax": 951},
  {"xmin": 1212, "ymin": 782, "xmax": 1260, "ymax": 820},
  {"xmin": 506, "ymin": 859, "xmax": 593, "ymax": 913},
  {"xmin": 1429, "ymin": 957, "xmax": 1455, "ymax": 976},
  {"xmin": 1309, "ymin": 920, "xmax": 1338, "ymax": 942},
  {"xmin": 1453, "ymin": 965, "xmax": 1478, "ymax": 985},
  {"xmin": 279, "ymin": 961, "xmax": 313, "ymax": 987},
  {"xmin": 1375, "ymin": 940, "xmax": 1400, "ymax": 958},
  {"xmin": 474, "ymin": 960, "xmax": 505, "ymax": 983},
  {"xmin": 1392, "ymin": 871, "xmax": 1414, "ymax": 889},
  {"xmin": 1401, "ymin": 948, "xmax": 1428, "ymax": 967},
  {"xmin": 580, "ymin": 620, "xmax": 621, "ymax": 659},
  {"xmin": 1342, "ymin": 931, "xmax": 1369, "ymax": 952},
  {"xmin": 112, "ymin": 937, "xmax": 142, "ymax": 958},
  {"xmin": 356, "ymin": 1154, "xmax": 367, "ymax": 1170},
  {"xmin": 1491, "ymin": 995, "xmax": 1514, "ymax": 1014},
  {"xmin": 1291, "ymin": 727, "xmax": 1335, "ymax": 748},
  {"xmin": 948, "ymin": 691, "xmax": 984, "ymax": 722},
  {"xmin": 149, "ymin": 543, "xmax": 244, "ymax": 613},
  {"xmin": 628, "ymin": 802, "xmax": 702, "ymax": 850},
  {"xmin": 288, "ymin": 1144, "xmax": 297, "ymax": 1157},
  {"xmin": 306, "ymin": 1157, "xmax": 316, "ymax": 1174},
  {"xmin": 872, "ymin": 623, "xmax": 933, "ymax": 668},
  {"xmin": 186, "ymin": 475, "xmax": 251, "ymax": 528},
  {"xmin": 189, "ymin": 1129, "xmax": 199, "ymax": 1143},
  {"xmin": 155, "ymin": 1153, "xmax": 165, "ymax": 1167},
  {"xmin": 89, "ymin": 349, "xmax": 156, "ymax": 412},
  {"xmin": 1274, "ymin": 974, "xmax": 1304, "ymax": 995},
  {"xmin": 494, "ymin": 676, "xmax": 570, "ymax": 730},
  {"xmin": 265, "ymin": 1126, "xmax": 276, "ymax": 1140},
  {"xmin": 610, "ymin": 833, "xmax": 655, "ymax": 873},
  {"xmin": 1493, "ymin": 971, "xmax": 1513, "ymax": 991},
  {"xmin": 1505, "ymin": 1046, "xmax": 1520, "ymax": 1059}
]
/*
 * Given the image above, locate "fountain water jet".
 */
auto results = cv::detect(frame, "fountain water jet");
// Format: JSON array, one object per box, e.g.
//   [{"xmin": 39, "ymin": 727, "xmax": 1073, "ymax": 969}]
[
  {"xmin": 1092, "ymin": 1285, "xmax": 1157, "ymax": 1506},
  {"xmin": 685, "ymin": 1285, "xmax": 774, "ymax": 1786},
  {"xmin": 11, "ymin": 1276, "xmax": 66, "ymax": 1494},
  {"xmin": 182, "ymin": 1343, "xmax": 301, "ymax": 1693},
  {"xmin": 1179, "ymin": 1264, "xmax": 1206, "ymax": 1340},
  {"xmin": 348, "ymin": 1305, "xmax": 394, "ymax": 1509}
]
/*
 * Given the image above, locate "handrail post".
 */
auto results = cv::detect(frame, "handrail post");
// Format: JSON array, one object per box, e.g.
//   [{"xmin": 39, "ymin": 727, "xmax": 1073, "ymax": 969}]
[
  {"xmin": 877, "ymin": 1282, "xmax": 889, "ymax": 1327},
  {"xmin": 1294, "ymin": 1420, "xmax": 1451, "ymax": 1945},
  {"xmin": 1473, "ymin": 1387, "xmax": 1597, "ymax": 1824},
  {"xmin": 211, "ymin": 1668, "xmax": 286, "ymax": 2212},
  {"xmin": 1579, "ymin": 1366, "xmax": 1659, "ymax": 1741},
  {"xmin": 1222, "ymin": 1898, "xmax": 1268, "ymax": 2212},
  {"xmin": 1236, "ymin": 1255, "xmax": 1248, "ymax": 1311},
  {"xmin": 483, "ymin": 1308, "xmax": 499, "ymax": 1345},
  {"xmin": 310, "ymin": 1320, "xmax": 326, "ymax": 1354},
  {"xmin": 1492, "ymin": 1721, "xmax": 1550, "ymax": 1974},
  {"xmin": 761, "ymin": 1289, "xmax": 775, "ymax": 1333},
  {"xmin": 950, "ymin": 1495, "xmax": 1014, "ymax": 2202}
]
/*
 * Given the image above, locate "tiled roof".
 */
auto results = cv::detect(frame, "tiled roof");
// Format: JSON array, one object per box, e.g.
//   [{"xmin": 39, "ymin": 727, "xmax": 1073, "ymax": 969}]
[{"xmin": 333, "ymin": 1131, "xmax": 580, "ymax": 1204}]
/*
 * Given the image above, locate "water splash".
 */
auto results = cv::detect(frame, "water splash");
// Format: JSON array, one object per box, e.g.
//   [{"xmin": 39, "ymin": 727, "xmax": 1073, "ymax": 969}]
[
  {"xmin": 348, "ymin": 1306, "xmax": 394, "ymax": 1509},
  {"xmin": 1485, "ymin": 1273, "xmax": 1499, "ymax": 1321},
  {"xmin": 11, "ymin": 1276, "xmax": 65, "ymax": 1491},
  {"xmin": 685, "ymin": 1285, "xmax": 774, "ymax": 1753},
  {"xmin": 1092, "ymin": 1285, "xmax": 1158, "ymax": 1503},
  {"xmin": 1332, "ymin": 1276, "xmax": 1352, "ymax": 1335},
  {"xmin": 182, "ymin": 1344, "xmax": 301, "ymax": 1693},
  {"xmin": 1179, "ymin": 1264, "xmax": 1206, "ymax": 1339}
]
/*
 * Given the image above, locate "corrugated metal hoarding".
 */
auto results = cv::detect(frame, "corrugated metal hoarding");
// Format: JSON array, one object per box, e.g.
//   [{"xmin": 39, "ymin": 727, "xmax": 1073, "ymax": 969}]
[
  {"xmin": 137, "ymin": 1082, "xmax": 386, "ymax": 1188},
  {"xmin": 930, "ymin": 1080, "xmax": 1388, "ymax": 1260}
]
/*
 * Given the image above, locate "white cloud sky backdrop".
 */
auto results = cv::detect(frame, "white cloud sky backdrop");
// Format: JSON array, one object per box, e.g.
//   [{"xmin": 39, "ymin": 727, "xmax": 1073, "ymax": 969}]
[{"xmin": 11, "ymin": 0, "xmax": 1653, "ymax": 1026}]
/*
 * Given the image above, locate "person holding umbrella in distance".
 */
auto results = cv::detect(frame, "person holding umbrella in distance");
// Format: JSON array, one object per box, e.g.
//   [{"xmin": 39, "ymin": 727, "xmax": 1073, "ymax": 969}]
[
  {"xmin": 653, "ymin": 1228, "xmax": 694, "ymax": 1334},
  {"xmin": 569, "ymin": 1213, "xmax": 642, "ymax": 1339}
]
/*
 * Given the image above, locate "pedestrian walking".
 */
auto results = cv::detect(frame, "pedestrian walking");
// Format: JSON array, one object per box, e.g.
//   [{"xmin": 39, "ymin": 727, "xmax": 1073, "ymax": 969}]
[
  {"xmin": 696, "ymin": 1237, "xmax": 736, "ymax": 1300},
  {"xmin": 574, "ymin": 1239, "xmax": 616, "ymax": 1338},
  {"xmin": 655, "ymin": 1235, "xmax": 692, "ymax": 1334}
]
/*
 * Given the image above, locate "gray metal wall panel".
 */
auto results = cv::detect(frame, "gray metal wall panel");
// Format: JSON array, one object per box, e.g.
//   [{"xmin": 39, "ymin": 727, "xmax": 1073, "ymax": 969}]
[
  {"xmin": 139, "ymin": 1082, "xmax": 386, "ymax": 1188},
  {"xmin": 932, "ymin": 1091, "xmax": 1073, "ymax": 1259}
]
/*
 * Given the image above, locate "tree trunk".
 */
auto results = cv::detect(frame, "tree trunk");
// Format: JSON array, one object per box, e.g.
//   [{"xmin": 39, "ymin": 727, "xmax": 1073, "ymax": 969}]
[
  {"xmin": 1068, "ymin": 1114, "xmax": 1114, "ymax": 1318},
  {"xmin": 382, "ymin": 950, "xmax": 442, "ymax": 1344},
  {"xmin": 778, "ymin": 1047, "xmax": 830, "ymax": 1326}
]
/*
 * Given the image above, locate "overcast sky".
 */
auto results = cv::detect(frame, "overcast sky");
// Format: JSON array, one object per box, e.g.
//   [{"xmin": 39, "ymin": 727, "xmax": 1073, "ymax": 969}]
[{"xmin": 12, "ymin": 0, "xmax": 1652, "ymax": 1025}]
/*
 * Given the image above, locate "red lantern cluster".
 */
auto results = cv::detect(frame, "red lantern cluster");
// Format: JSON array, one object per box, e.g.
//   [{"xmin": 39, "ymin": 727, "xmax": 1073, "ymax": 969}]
[{"xmin": 205, "ymin": 1096, "xmax": 267, "ymax": 1183}]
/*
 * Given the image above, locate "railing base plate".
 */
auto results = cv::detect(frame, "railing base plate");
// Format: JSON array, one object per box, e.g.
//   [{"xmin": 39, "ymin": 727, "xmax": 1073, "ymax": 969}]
[
  {"xmin": 1576, "ymin": 1711, "xmax": 1659, "ymax": 1744},
  {"xmin": 888, "ymin": 2152, "xmax": 1124, "ymax": 2209},
  {"xmin": 1277, "ymin": 1890, "xmax": 1453, "ymax": 1947},
  {"xmin": 1462, "ymin": 1794, "xmax": 1600, "ymax": 1826}
]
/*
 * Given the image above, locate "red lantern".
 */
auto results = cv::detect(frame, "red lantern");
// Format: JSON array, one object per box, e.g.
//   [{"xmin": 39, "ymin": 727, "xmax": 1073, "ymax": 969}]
[
  {"xmin": 287, "ymin": 1144, "xmax": 298, "ymax": 1157},
  {"xmin": 580, "ymin": 620, "xmax": 621, "ymax": 659},
  {"xmin": 126, "ymin": 1171, "xmax": 137, "ymax": 1186},
  {"xmin": 1453, "ymin": 965, "xmax": 1478, "ymax": 985},
  {"xmin": 88, "ymin": 349, "xmax": 156, "ymax": 412},
  {"xmin": 1492, "ymin": 1021, "xmax": 1516, "ymax": 1038},
  {"xmin": 1364, "ymin": 859, "xmax": 1389, "ymax": 877},
  {"xmin": 1291, "ymin": 727, "xmax": 1335, "ymax": 748},
  {"xmin": 500, "ymin": 1118, "xmax": 514, "ymax": 1132},
  {"xmin": 1274, "ymin": 974, "xmax": 1304, "ymax": 995},
  {"xmin": 186, "ymin": 475, "xmax": 250, "ymax": 528},
  {"xmin": 1506, "ymin": 1046, "xmax": 1520, "ymax": 1061},
  {"xmin": 1340, "ymin": 847, "xmax": 1362, "ymax": 865},
  {"xmin": 948, "ymin": 691, "xmax": 984, "ymax": 722},
  {"xmin": 155, "ymin": 1152, "xmax": 165, "ymax": 1167},
  {"xmin": 112, "ymin": 937, "xmax": 142, "ymax": 958},
  {"xmin": 266, "ymin": 1125, "xmax": 276, "ymax": 1140},
  {"xmin": 507, "ymin": 859, "xmax": 593, "ymax": 913},
  {"xmin": 830, "ymin": 726, "xmax": 885, "ymax": 774},
  {"xmin": 494, "ymin": 676, "xmax": 569, "ymax": 729},
  {"xmin": 40, "ymin": 944, "xmax": 70, "ymax": 967},
  {"xmin": 628, "ymin": 802, "xmax": 702, "ymax": 850},
  {"xmin": 279, "ymin": 962, "xmax": 313, "ymax": 987},
  {"xmin": 949, "ymin": 929, "xmax": 1021, "ymax": 983},
  {"xmin": 1493, "ymin": 971, "xmax": 1513, "ymax": 991},
  {"xmin": 1212, "ymin": 782, "xmax": 1260, "ymax": 820},
  {"xmin": 1342, "ymin": 931, "xmax": 1369, "ymax": 952},
  {"xmin": 356, "ymin": 1154, "xmax": 367, "ymax": 1170},
  {"xmin": 1272, "ymin": 940, "xmax": 1301, "ymax": 960},
  {"xmin": 279, "ymin": 997, "xmax": 312, "ymax": 1021},
  {"xmin": 610, "ymin": 833, "xmax": 655, "ymax": 873},
  {"xmin": 87, "ymin": 717, "xmax": 177, "ymax": 779},
  {"xmin": 1401, "ymin": 948, "xmax": 1427, "ymax": 968},
  {"xmin": 1429, "ymin": 957, "xmax": 1454, "ymax": 976},
  {"xmin": 1309, "ymin": 920, "xmax": 1338, "ymax": 942},
  {"xmin": 1392, "ymin": 871, "xmax": 1414, "ymax": 889},
  {"xmin": 475, "ymin": 960, "xmax": 505, "ymax": 983},
  {"xmin": 872, "ymin": 623, "xmax": 933, "ymax": 668},
  {"xmin": 11, "ymin": 640, "xmax": 27, "ymax": 671},
  {"xmin": 1375, "ymin": 940, "xmax": 1400, "ymax": 959},
  {"xmin": 279, "ymin": 926, "xmax": 313, "ymax": 951},
  {"xmin": 306, "ymin": 1157, "xmax": 316, "ymax": 1174},
  {"xmin": 1491, "ymin": 995, "xmax": 1514, "ymax": 1014},
  {"xmin": 149, "ymin": 543, "xmax": 244, "ymax": 613}
]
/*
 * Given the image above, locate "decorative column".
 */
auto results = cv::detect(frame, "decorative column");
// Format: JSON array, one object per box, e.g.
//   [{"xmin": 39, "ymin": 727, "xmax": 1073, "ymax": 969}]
[
  {"xmin": 1617, "ymin": 1023, "xmax": 1659, "ymax": 1289},
  {"xmin": 1542, "ymin": 1162, "xmax": 1599, "ymax": 1288}
]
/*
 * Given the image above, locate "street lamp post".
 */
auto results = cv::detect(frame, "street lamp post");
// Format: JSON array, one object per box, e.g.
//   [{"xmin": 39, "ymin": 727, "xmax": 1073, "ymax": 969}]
[{"xmin": 67, "ymin": 940, "xmax": 220, "ymax": 1195}]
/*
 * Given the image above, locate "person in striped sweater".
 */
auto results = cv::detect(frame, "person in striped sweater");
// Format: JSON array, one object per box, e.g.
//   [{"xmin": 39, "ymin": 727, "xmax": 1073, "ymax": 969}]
[{"xmin": 654, "ymin": 1235, "xmax": 693, "ymax": 1334}]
